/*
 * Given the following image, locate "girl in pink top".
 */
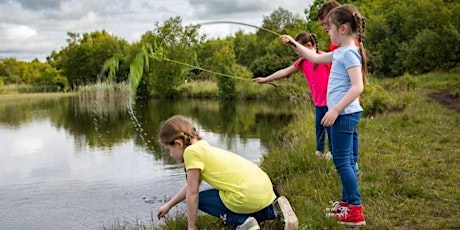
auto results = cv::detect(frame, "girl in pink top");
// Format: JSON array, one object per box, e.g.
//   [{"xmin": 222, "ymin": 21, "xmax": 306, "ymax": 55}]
[{"xmin": 254, "ymin": 32, "xmax": 332, "ymax": 158}]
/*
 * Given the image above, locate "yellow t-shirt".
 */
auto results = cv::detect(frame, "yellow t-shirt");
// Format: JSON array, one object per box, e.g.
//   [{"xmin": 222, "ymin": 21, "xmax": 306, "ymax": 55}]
[{"xmin": 184, "ymin": 140, "xmax": 276, "ymax": 214}]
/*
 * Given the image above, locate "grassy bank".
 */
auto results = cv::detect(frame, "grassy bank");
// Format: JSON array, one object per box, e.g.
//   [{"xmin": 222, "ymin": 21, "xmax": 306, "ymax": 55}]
[
  {"xmin": 261, "ymin": 72, "xmax": 460, "ymax": 229},
  {"xmin": 3, "ymin": 72, "xmax": 458, "ymax": 229},
  {"xmin": 0, "ymin": 92, "xmax": 75, "ymax": 105},
  {"xmin": 103, "ymin": 72, "xmax": 459, "ymax": 230}
]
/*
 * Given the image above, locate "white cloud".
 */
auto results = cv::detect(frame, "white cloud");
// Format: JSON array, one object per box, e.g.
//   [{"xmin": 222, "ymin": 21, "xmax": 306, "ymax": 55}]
[
  {"xmin": 1, "ymin": 23, "xmax": 37, "ymax": 40},
  {"xmin": 0, "ymin": 0, "xmax": 313, "ymax": 61}
]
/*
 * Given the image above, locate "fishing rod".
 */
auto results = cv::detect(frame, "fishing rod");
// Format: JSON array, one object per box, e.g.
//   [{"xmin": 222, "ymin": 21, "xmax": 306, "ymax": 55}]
[
  {"xmin": 131, "ymin": 21, "xmax": 293, "ymax": 89},
  {"xmin": 152, "ymin": 52, "xmax": 280, "ymax": 87},
  {"xmin": 200, "ymin": 21, "xmax": 281, "ymax": 37},
  {"xmin": 199, "ymin": 20, "xmax": 296, "ymax": 47}
]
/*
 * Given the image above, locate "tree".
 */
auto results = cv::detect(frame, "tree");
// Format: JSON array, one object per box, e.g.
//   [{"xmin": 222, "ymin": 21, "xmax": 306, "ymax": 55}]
[
  {"xmin": 137, "ymin": 17, "xmax": 204, "ymax": 97},
  {"xmin": 0, "ymin": 58, "xmax": 22, "ymax": 84},
  {"xmin": 233, "ymin": 31, "xmax": 261, "ymax": 67},
  {"xmin": 212, "ymin": 40, "xmax": 237, "ymax": 99},
  {"xmin": 0, "ymin": 58, "xmax": 68, "ymax": 91},
  {"xmin": 246, "ymin": 8, "xmax": 307, "ymax": 78},
  {"xmin": 364, "ymin": 0, "xmax": 460, "ymax": 76},
  {"xmin": 49, "ymin": 30, "xmax": 130, "ymax": 87}
]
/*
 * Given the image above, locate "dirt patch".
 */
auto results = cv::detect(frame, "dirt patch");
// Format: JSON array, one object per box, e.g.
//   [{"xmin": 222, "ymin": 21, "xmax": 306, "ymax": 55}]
[{"xmin": 430, "ymin": 90, "xmax": 460, "ymax": 114}]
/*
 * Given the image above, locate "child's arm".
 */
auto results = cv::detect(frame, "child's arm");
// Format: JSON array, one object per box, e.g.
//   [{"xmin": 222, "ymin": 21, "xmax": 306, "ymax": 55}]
[
  {"xmin": 186, "ymin": 169, "xmax": 201, "ymax": 230},
  {"xmin": 280, "ymin": 35, "xmax": 332, "ymax": 64},
  {"xmin": 253, "ymin": 65, "xmax": 297, "ymax": 83},
  {"xmin": 157, "ymin": 183, "xmax": 187, "ymax": 219},
  {"xmin": 321, "ymin": 66, "xmax": 364, "ymax": 126}
]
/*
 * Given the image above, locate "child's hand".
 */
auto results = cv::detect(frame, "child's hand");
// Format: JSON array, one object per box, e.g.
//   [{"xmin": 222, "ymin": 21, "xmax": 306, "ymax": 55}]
[
  {"xmin": 253, "ymin": 77, "xmax": 267, "ymax": 84},
  {"xmin": 280, "ymin": 35, "xmax": 295, "ymax": 46},
  {"xmin": 321, "ymin": 109, "xmax": 339, "ymax": 127},
  {"xmin": 157, "ymin": 204, "xmax": 171, "ymax": 219}
]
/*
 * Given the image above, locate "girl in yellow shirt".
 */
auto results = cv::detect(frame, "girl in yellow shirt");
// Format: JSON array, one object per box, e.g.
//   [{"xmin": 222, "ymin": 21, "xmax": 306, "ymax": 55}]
[{"xmin": 156, "ymin": 115, "xmax": 298, "ymax": 230}]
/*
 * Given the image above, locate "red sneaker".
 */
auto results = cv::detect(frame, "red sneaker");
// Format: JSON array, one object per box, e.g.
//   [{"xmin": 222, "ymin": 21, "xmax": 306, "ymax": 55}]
[
  {"xmin": 326, "ymin": 201, "xmax": 348, "ymax": 213},
  {"xmin": 328, "ymin": 204, "xmax": 366, "ymax": 227}
]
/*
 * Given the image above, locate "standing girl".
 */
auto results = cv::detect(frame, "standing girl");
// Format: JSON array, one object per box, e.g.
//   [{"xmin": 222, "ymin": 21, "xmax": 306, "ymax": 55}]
[
  {"xmin": 254, "ymin": 32, "xmax": 333, "ymax": 159},
  {"xmin": 318, "ymin": 0, "xmax": 361, "ymax": 176},
  {"xmin": 156, "ymin": 115, "xmax": 298, "ymax": 230},
  {"xmin": 281, "ymin": 4, "xmax": 367, "ymax": 227}
]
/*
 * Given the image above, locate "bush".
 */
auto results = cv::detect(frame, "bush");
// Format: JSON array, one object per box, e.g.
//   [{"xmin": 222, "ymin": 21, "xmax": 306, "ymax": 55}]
[
  {"xmin": 250, "ymin": 54, "xmax": 294, "ymax": 77},
  {"xmin": 361, "ymin": 81, "xmax": 407, "ymax": 117}
]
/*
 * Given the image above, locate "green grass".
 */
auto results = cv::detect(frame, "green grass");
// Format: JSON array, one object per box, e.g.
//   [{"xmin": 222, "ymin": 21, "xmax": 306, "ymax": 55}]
[
  {"xmin": 8, "ymin": 72, "xmax": 453, "ymax": 230},
  {"xmin": 175, "ymin": 72, "xmax": 310, "ymax": 100},
  {"xmin": 3, "ymin": 72, "xmax": 458, "ymax": 229},
  {"xmin": 0, "ymin": 91, "xmax": 75, "ymax": 105},
  {"xmin": 261, "ymin": 72, "xmax": 460, "ymax": 229},
  {"xmin": 103, "ymin": 72, "xmax": 459, "ymax": 229}
]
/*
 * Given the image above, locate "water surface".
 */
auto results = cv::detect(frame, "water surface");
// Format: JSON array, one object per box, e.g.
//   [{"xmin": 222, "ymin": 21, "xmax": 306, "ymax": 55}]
[{"xmin": 0, "ymin": 96, "xmax": 298, "ymax": 229}]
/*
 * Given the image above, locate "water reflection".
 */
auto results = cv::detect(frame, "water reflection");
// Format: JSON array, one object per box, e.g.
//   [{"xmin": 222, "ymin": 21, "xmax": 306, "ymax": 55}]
[{"xmin": 0, "ymin": 95, "xmax": 298, "ymax": 229}]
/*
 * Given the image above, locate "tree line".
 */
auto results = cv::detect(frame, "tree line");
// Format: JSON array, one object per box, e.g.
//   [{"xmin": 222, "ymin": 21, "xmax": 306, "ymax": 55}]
[{"xmin": 0, "ymin": 0, "xmax": 458, "ymax": 97}]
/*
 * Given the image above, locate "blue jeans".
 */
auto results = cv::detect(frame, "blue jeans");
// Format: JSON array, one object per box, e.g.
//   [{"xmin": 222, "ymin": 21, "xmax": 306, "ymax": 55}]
[
  {"xmin": 315, "ymin": 106, "xmax": 332, "ymax": 153},
  {"xmin": 331, "ymin": 112, "xmax": 362, "ymax": 205},
  {"xmin": 198, "ymin": 189, "xmax": 277, "ymax": 226},
  {"xmin": 353, "ymin": 129, "xmax": 359, "ymax": 165}
]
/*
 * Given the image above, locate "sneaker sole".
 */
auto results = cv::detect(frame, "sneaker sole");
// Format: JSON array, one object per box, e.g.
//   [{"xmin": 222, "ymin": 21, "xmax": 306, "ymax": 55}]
[
  {"xmin": 275, "ymin": 196, "xmax": 299, "ymax": 230},
  {"xmin": 338, "ymin": 221, "xmax": 366, "ymax": 227},
  {"xmin": 236, "ymin": 217, "xmax": 260, "ymax": 230},
  {"xmin": 246, "ymin": 226, "xmax": 260, "ymax": 230}
]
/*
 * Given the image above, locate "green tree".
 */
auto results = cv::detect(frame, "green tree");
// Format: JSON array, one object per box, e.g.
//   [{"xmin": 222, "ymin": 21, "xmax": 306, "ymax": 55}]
[
  {"xmin": 248, "ymin": 8, "xmax": 307, "ymax": 78},
  {"xmin": 233, "ymin": 31, "xmax": 262, "ymax": 67},
  {"xmin": 213, "ymin": 40, "xmax": 237, "ymax": 99},
  {"xmin": 49, "ymin": 30, "xmax": 130, "ymax": 87},
  {"xmin": 139, "ymin": 17, "xmax": 204, "ymax": 97},
  {"xmin": 0, "ymin": 58, "xmax": 67, "ymax": 91},
  {"xmin": 0, "ymin": 58, "xmax": 23, "ymax": 84},
  {"xmin": 305, "ymin": 0, "xmax": 460, "ymax": 76},
  {"xmin": 260, "ymin": 7, "xmax": 304, "ymax": 37},
  {"xmin": 363, "ymin": 0, "xmax": 459, "ymax": 76}
]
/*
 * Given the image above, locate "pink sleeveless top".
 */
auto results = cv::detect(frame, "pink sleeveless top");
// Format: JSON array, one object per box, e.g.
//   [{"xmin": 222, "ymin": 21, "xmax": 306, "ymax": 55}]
[{"xmin": 293, "ymin": 54, "xmax": 330, "ymax": 107}]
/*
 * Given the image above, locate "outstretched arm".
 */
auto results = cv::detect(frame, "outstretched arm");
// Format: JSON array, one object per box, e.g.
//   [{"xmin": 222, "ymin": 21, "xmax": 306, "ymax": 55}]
[
  {"xmin": 157, "ymin": 183, "xmax": 187, "ymax": 219},
  {"xmin": 280, "ymin": 35, "xmax": 332, "ymax": 64},
  {"xmin": 253, "ymin": 65, "xmax": 298, "ymax": 83}
]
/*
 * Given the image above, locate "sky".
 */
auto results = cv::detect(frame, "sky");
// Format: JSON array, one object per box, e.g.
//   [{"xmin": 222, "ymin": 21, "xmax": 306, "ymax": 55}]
[{"xmin": 0, "ymin": 0, "xmax": 314, "ymax": 61}]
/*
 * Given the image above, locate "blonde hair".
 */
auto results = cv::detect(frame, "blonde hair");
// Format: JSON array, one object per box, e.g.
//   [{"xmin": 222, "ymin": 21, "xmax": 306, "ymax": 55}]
[{"xmin": 158, "ymin": 115, "xmax": 202, "ymax": 147}]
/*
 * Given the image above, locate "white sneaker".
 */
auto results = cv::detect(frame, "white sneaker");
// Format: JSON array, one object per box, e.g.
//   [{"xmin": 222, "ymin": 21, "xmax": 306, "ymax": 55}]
[
  {"xmin": 323, "ymin": 151, "xmax": 332, "ymax": 160},
  {"xmin": 236, "ymin": 216, "xmax": 260, "ymax": 230},
  {"xmin": 273, "ymin": 196, "xmax": 299, "ymax": 230},
  {"xmin": 316, "ymin": 151, "xmax": 332, "ymax": 160}
]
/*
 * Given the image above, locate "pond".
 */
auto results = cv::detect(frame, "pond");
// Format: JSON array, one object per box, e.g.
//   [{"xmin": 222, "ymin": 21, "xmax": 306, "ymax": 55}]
[{"xmin": 0, "ymin": 95, "xmax": 301, "ymax": 229}]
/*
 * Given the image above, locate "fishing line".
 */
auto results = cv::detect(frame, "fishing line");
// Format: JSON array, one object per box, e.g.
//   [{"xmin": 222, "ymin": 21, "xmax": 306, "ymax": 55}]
[
  {"xmin": 153, "ymin": 55, "xmax": 251, "ymax": 81},
  {"xmin": 200, "ymin": 21, "xmax": 282, "ymax": 37},
  {"xmin": 149, "ymin": 20, "xmax": 294, "ymax": 85},
  {"xmin": 151, "ymin": 52, "xmax": 283, "ymax": 87},
  {"xmin": 199, "ymin": 21, "xmax": 296, "ymax": 47},
  {"xmin": 130, "ymin": 21, "xmax": 292, "ymax": 92}
]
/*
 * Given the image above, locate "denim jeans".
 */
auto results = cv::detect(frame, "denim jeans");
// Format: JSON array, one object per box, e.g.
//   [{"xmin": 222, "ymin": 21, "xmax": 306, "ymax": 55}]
[
  {"xmin": 331, "ymin": 112, "xmax": 362, "ymax": 205},
  {"xmin": 353, "ymin": 129, "xmax": 359, "ymax": 165},
  {"xmin": 315, "ymin": 106, "xmax": 332, "ymax": 153},
  {"xmin": 198, "ymin": 189, "xmax": 277, "ymax": 226}
]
